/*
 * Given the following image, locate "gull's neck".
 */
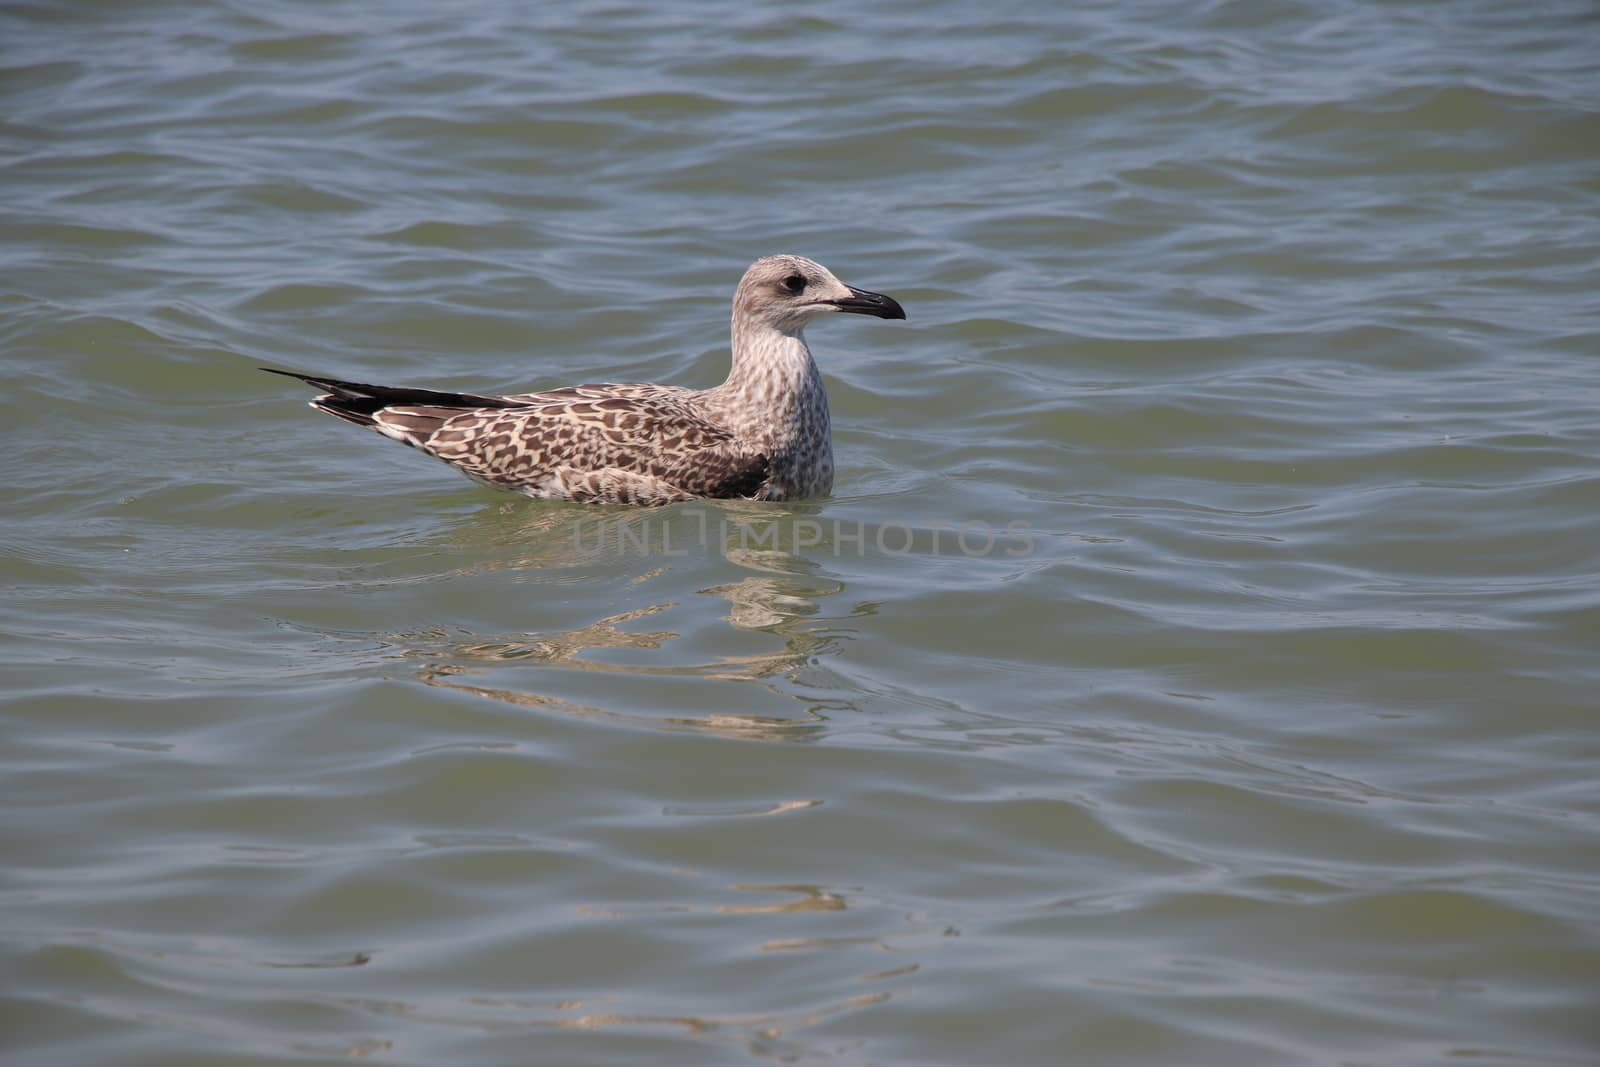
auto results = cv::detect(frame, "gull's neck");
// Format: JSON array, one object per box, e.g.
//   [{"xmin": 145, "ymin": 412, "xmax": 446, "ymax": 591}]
[
  {"xmin": 702, "ymin": 316, "xmax": 833, "ymax": 497},
  {"xmin": 709, "ymin": 319, "xmax": 825, "ymax": 431}
]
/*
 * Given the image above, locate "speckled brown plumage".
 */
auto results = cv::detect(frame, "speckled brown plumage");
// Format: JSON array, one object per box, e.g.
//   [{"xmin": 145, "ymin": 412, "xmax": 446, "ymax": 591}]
[{"xmin": 264, "ymin": 255, "xmax": 904, "ymax": 505}]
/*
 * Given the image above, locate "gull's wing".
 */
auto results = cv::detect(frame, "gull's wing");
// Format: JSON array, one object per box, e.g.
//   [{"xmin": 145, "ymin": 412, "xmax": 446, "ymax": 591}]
[
  {"xmin": 372, "ymin": 386, "xmax": 767, "ymax": 500},
  {"xmin": 265, "ymin": 370, "xmax": 768, "ymax": 501}
]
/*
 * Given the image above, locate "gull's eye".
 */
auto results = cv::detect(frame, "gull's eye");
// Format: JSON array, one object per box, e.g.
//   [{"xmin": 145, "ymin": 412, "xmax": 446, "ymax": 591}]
[{"xmin": 783, "ymin": 274, "xmax": 806, "ymax": 294}]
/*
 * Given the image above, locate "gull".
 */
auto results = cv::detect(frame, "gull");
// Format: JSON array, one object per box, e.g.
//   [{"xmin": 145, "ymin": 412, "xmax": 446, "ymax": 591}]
[{"xmin": 263, "ymin": 255, "xmax": 905, "ymax": 505}]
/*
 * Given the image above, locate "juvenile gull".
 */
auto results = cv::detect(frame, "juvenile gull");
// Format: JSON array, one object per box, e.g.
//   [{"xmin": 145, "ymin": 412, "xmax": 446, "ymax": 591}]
[{"xmin": 263, "ymin": 255, "xmax": 904, "ymax": 505}]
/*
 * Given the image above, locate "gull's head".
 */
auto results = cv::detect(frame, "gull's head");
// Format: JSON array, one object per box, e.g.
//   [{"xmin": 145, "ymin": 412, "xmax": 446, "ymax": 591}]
[{"xmin": 733, "ymin": 254, "xmax": 906, "ymax": 335}]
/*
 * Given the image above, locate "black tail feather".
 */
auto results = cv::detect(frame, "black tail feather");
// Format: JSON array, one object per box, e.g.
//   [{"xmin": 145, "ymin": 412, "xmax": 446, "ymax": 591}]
[{"xmin": 260, "ymin": 367, "xmax": 528, "ymax": 420}]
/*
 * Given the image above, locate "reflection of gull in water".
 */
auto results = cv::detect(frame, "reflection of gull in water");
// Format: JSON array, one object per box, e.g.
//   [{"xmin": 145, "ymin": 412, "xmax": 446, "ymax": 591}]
[
  {"xmin": 705, "ymin": 537, "xmax": 843, "ymax": 629},
  {"xmin": 416, "ymin": 499, "xmax": 838, "ymax": 583},
  {"xmin": 412, "ymin": 604, "xmax": 679, "ymax": 668},
  {"xmin": 414, "ymin": 672, "xmax": 828, "ymax": 743},
  {"xmin": 381, "ymin": 498, "xmax": 857, "ymax": 737},
  {"xmin": 402, "ymin": 599, "xmax": 836, "ymax": 742},
  {"xmin": 405, "ymin": 603, "xmax": 810, "ymax": 682},
  {"xmin": 699, "ymin": 575, "xmax": 821, "ymax": 631}
]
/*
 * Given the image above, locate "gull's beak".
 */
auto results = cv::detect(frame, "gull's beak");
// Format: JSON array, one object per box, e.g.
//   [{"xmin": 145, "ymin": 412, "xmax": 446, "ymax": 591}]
[{"xmin": 830, "ymin": 285, "xmax": 906, "ymax": 320}]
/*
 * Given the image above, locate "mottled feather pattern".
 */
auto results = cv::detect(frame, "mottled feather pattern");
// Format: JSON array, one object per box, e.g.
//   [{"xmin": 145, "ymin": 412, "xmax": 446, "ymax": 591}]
[
  {"xmin": 266, "ymin": 256, "xmax": 903, "ymax": 504},
  {"xmin": 368, "ymin": 384, "xmax": 764, "ymax": 502}
]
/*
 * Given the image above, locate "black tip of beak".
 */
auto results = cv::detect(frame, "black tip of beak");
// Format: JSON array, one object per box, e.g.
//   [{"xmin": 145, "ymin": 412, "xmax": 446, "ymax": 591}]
[{"xmin": 833, "ymin": 286, "xmax": 907, "ymax": 320}]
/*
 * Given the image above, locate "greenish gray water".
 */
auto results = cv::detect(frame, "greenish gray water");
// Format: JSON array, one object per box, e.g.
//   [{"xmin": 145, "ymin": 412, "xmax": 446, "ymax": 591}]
[{"xmin": 3, "ymin": 2, "xmax": 1599, "ymax": 1064}]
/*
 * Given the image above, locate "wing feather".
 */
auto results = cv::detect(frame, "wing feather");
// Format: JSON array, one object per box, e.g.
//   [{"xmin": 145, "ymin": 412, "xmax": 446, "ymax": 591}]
[
  {"xmin": 375, "ymin": 391, "xmax": 764, "ymax": 499},
  {"xmin": 267, "ymin": 370, "xmax": 769, "ymax": 501}
]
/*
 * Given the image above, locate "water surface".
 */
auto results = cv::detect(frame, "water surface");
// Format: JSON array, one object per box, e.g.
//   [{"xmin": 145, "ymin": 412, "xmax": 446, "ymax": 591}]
[{"xmin": 3, "ymin": 2, "xmax": 1599, "ymax": 1064}]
